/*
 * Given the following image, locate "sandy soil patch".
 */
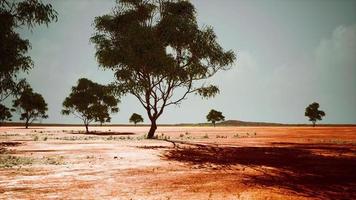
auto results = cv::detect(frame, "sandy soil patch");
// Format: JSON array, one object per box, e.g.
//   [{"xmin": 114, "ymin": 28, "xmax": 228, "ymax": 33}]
[{"xmin": 0, "ymin": 126, "xmax": 355, "ymax": 199}]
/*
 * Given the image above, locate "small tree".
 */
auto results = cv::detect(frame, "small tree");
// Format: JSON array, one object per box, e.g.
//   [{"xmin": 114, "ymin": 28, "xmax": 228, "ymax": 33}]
[
  {"xmin": 305, "ymin": 102, "xmax": 325, "ymax": 127},
  {"xmin": 129, "ymin": 113, "xmax": 144, "ymax": 126},
  {"xmin": 0, "ymin": 104, "xmax": 12, "ymax": 125},
  {"xmin": 62, "ymin": 78, "xmax": 119, "ymax": 133},
  {"xmin": 206, "ymin": 109, "xmax": 225, "ymax": 127},
  {"xmin": 12, "ymin": 87, "xmax": 48, "ymax": 128},
  {"xmin": 91, "ymin": 0, "xmax": 236, "ymax": 138}
]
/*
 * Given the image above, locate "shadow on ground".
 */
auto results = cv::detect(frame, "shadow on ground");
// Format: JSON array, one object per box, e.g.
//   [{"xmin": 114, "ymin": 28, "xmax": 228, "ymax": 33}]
[
  {"xmin": 72, "ymin": 131, "xmax": 136, "ymax": 136},
  {"xmin": 13, "ymin": 127, "xmax": 45, "ymax": 129},
  {"xmin": 162, "ymin": 143, "xmax": 356, "ymax": 199},
  {"xmin": 0, "ymin": 142, "xmax": 22, "ymax": 147}
]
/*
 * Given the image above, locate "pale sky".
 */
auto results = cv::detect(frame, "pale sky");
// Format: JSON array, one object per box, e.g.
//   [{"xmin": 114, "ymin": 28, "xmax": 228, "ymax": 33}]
[{"xmin": 9, "ymin": 0, "xmax": 356, "ymax": 124}]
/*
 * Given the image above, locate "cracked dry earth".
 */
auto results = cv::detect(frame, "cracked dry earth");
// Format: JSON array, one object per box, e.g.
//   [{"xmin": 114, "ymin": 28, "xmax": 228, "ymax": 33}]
[{"xmin": 0, "ymin": 126, "xmax": 356, "ymax": 199}]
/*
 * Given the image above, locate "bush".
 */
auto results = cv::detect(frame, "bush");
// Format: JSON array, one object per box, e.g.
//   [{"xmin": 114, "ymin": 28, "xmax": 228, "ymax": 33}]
[{"xmin": 0, "ymin": 155, "xmax": 33, "ymax": 168}]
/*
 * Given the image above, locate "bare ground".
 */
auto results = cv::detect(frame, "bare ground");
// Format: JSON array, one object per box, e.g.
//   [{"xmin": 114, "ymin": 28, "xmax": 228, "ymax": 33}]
[{"xmin": 0, "ymin": 126, "xmax": 355, "ymax": 199}]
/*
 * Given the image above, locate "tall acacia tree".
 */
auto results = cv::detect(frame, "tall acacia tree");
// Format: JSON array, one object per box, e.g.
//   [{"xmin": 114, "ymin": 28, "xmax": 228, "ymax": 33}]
[
  {"xmin": 0, "ymin": 0, "xmax": 57, "ymax": 119},
  {"xmin": 91, "ymin": 0, "xmax": 236, "ymax": 138},
  {"xmin": 62, "ymin": 78, "xmax": 119, "ymax": 133}
]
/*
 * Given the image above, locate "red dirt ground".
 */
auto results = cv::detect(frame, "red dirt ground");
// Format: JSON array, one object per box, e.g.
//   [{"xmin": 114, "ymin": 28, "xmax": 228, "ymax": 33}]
[{"xmin": 0, "ymin": 126, "xmax": 355, "ymax": 199}]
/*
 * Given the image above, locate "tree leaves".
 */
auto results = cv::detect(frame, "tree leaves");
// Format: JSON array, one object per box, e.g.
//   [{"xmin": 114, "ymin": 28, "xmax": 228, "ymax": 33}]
[
  {"xmin": 206, "ymin": 109, "xmax": 225, "ymax": 126},
  {"xmin": 91, "ymin": 0, "xmax": 235, "ymax": 137},
  {"xmin": 12, "ymin": 85, "xmax": 48, "ymax": 126},
  {"xmin": 0, "ymin": 0, "xmax": 57, "ymax": 104},
  {"xmin": 305, "ymin": 102, "xmax": 326, "ymax": 126},
  {"xmin": 62, "ymin": 78, "xmax": 120, "ymax": 127},
  {"xmin": 0, "ymin": 104, "xmax": 12, "ymax": 122},
  {"xmin": 197, "ymin": 85, "xmax": 220, "ymax": 98},
  {"xmin": 129, "ymin": 113, "xmax": 144, "ymax": 125}
]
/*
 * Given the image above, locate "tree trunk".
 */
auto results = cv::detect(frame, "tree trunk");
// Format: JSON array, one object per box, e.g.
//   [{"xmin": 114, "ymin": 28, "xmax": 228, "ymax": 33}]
[
  {"xmin": 85, "ymin": 124, "xmax": 89, "ymax": 133},
  {"xmin": 313, "ymin": 121, "xmax": 316, "ymax": 127},
  {"xmin": 25, "ymin": 118, "xmax": 29, "ymax": 129},
  {"xmin": 213, "ymin": 121, "xmax": 215, "ymax": 127},
  {"xmin": 147, "ymin": 119, "xmax": 157, "ymax": 139}
]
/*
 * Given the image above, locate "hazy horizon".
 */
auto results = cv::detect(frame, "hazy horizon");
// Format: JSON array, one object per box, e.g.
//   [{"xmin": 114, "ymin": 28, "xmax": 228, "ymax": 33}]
[{"xmin": 4, "ymin": 0, "xmax": 356, "ymax": 124}]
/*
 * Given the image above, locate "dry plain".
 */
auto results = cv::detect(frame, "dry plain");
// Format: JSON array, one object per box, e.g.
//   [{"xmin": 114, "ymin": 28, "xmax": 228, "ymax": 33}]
[{"xmin": 0, "ymin": 126, "xmax": 355, "ymax": 200}]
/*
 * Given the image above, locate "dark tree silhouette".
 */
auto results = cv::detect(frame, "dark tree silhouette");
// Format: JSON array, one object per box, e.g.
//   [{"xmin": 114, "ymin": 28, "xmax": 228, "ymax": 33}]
[
  {"xmin": 91, "ymin": 0, "xmax": 235, "ymax": 138},
  {"xmin": 12, "ymin": 86, "xmax": 48, "ymax": 128},
  {"xmin": 0, "ymin": 104, "xmax": 12, "ymax": 124},
  {"xmin": 305, "ymin": 102, "xmax": 325, "ymax": 127},
  {"xmin": 0, "ymin": 0, "xmax": 57, "ymax": 119},
  {"xmin": 129, "ymin": 113, "xmax": 144, "ymax": 126},
  {"xmin": 62, "ymin": 78, "xmax": 119, "ymax": 133},
  {"xmin": 206, "ymin": 109, "xmax": 225, "ymax": 127}
]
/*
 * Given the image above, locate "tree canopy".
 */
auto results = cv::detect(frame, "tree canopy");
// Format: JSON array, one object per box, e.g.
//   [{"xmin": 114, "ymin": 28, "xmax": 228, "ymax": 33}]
[
  {"xmin": 0, "ymin": 0, "xmax": 57, "ymax": 120},
  {"xmin": 305, "ymin": 102, "xmax": 325, "ymax": 127},
  {"xmin": 206, "ymin": 109, "xmax": 225, "ymax": 127},
  {"xmin": 0, "ymin": 104, "xmax": 12, "ymax": 124},
  {"xmin": 62, "ymin": 78, "xmax": 119, "ymax": 133},
  {"xmin": 91, "ymin": 0, "xmax": 236, "ymax": 138},
  {"xmin": 129, "ymin": 113, "xmax": 144, "ymax": 125},
  {"xmin": 12, "ymin": 85, "xmax": 48, "ymax": 128}
]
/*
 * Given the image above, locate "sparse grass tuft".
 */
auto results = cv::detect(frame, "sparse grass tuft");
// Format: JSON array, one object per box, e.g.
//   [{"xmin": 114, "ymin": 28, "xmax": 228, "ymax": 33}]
[
  {"xmin": 33, "ymin": 135, "xmax": 39, "ymax": 141},
  {"xmin": 0, "ymin": 155, "xmax": 34, "ymax": 168},
  {"xmin": 202, "ymin": 134, "xmax": 209, "ymax": 139},
  {"xmin": 157, "ymin": 133, "xmax": 171, "ymax": 140},
  {"xmin": 42, "ymin": 156, "xmax": 65, "ymax": 165}
]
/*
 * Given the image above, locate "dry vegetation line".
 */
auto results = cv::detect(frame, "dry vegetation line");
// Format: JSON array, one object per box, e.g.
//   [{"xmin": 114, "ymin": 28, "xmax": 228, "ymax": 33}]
[{"xmin": 159, "ymin": 138, "xmax": 220, "ymax": 149}]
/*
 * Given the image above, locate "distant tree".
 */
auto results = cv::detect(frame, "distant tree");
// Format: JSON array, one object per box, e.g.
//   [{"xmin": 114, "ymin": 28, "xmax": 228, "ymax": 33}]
[
  {"xmin": 62, "ymin": 78, "xmax": 119, "ymax": 133},
  {"xmin": 206, "ymin": 109, "xmax": 225, "ymax": 127},
  {"xmin": 91, "ymin": 0, "xmax": 235, "ymax": 138},
  {"xmin": 305, "ymin": 102, "xmax": 325, "ymax": 127},
  {"xmin": 0, "ymin": 104, "xmax": 12, "ymax": 125},
  {"xmin": 12, "ymin": 86, "xmax": 48, "ymax": 128},
  {"xmin": 129, "ymin": 113, "xmax": 144, "ymax": 126},
  {"xmin": 0, "ymin": 0, "xmax": 57, "ymax": 103}
]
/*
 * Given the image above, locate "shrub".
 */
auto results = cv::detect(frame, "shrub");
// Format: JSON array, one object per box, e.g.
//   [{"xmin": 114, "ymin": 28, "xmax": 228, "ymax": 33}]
[{"xmin": 0, "ymin": 155, "xmax": 33, "ymax": 168}]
